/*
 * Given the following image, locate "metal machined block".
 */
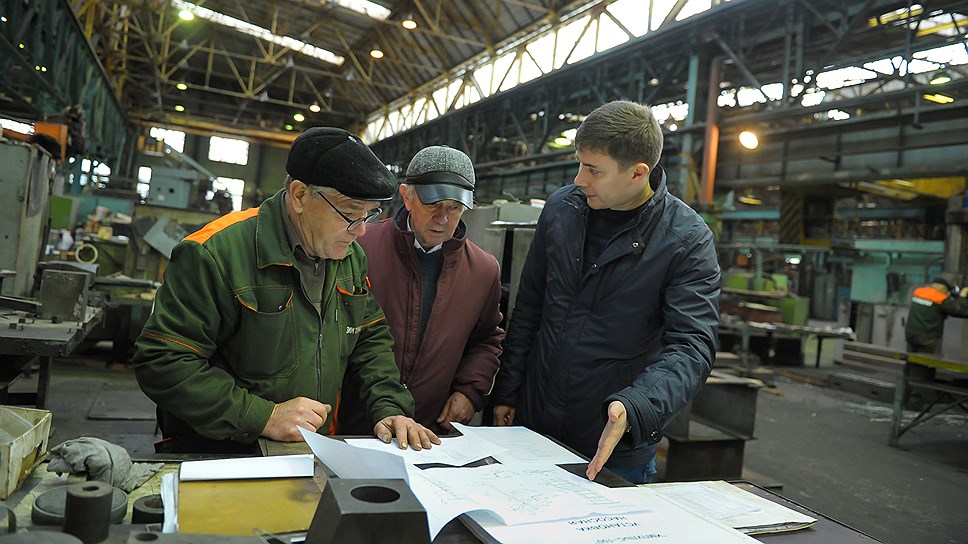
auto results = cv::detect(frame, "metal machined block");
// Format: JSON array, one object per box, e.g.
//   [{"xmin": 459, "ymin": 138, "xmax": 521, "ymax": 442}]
[
  {"xmin": 39, "ymin": 270, "xmax": 91, "ymax": 321},
  {"xmin": 305, "ymin": 479, "xmax": 429, "ymax": 544}
]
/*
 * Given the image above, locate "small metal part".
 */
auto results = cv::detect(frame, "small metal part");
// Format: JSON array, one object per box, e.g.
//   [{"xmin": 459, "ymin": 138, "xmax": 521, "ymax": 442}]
[
  {"xmin": 63, "ymin": 481, "xmax": 113, "ymax": 543},
  {"xmin": 131, "ymin": 495, "xmax": 165, "ymax": 524},
  {"xmin": 31, "ymin": 484, "xmax": 127, "ymax": 527}
]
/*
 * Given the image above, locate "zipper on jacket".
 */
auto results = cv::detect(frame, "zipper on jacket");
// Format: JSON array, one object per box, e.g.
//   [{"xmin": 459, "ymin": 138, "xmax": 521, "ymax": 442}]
[
  {"xmin": 293, "ymin": 259, "xmax": 329, "ymax": 407},
  {"xmin": 565, "ymin": 199, "xmax": 588, "ymax": 280},
  {"xmin": 320, "ymin": 278, "xmax": 336, "ymax": 403}
]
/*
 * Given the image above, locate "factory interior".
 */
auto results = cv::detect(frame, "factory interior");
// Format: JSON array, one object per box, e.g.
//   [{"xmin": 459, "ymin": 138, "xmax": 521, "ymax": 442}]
[{"xmin": 1, "ymin": 1, "xmax": 967, "ymax": 543}]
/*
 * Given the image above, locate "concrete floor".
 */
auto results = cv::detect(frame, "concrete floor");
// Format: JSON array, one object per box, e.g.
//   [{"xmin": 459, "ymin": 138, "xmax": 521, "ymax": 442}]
[{"xmin": 8, "ymin": 345, "xmax": 968, "ymax": 544}]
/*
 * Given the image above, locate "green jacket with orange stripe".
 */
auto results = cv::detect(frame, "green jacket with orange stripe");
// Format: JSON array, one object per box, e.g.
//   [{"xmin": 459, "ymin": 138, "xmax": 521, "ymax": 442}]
[
  {"xmin": 133, "ymin": 188, "xmax": 413, "ymax": 452},
  {"xmin": 905, "ymin": 284, "xmax": 968, "ymax": 352}
]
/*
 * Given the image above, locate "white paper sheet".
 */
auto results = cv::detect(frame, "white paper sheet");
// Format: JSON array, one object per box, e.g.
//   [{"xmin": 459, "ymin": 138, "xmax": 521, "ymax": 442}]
[
  {"xmin": 160, "ymin": 472, "xmax": 178, "ymax": 533},
  {"xmin": 651, "ymin": 481, "xmax": 817, "ymax": 533},
  {"xmin": 463, "ymin": 487, "xmax": 759, "ymax": 544},
  {"xmin": 298, "ymin": 427, "xmax": 409, "ymax": 483},
  {"xmin": 451, "ymin": 423, "xmax": 586, "ymax": 464},
  {"xmin": 344, "ymin": 433, "xmax": 505, "ymax": 466},
  {"xmin": 409, "ymin": 463, "xmax": 648, "ymax": 536},
  {"xmin": 178, "ymin": 454, "xmax": 315, "ymax": 481}
]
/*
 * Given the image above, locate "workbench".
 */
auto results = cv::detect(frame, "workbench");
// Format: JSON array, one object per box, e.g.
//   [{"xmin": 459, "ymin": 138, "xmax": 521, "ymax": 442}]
[
  {"xmin": 720, "ymin": 316, "xmax": 854, "ymax": 371},
  {"xmin": 0, "ymin": 306, "xmax": 103, "ymax": 407},
  {"xmin": 0, "ymin": 453, "xmax": 882, "ymax": 543},
  {"xmin": 889, "ymin": 352, "xmax": 968, "ymax": 446}
]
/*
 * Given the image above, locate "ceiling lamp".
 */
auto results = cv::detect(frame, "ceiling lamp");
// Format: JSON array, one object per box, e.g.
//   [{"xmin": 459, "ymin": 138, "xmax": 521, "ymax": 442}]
[
  {"xmin": 176, "ymin": 82, "xmax": 188, "ymax": 90},
  {"xmin": 174, "ymin": 104, "xmax": 185, "ymax": 112},
  {"xmin": 309, "ymin": 102, "xmax": 321, "ymax": 113},
  {"xmin": 369, "ymin": 47, "xmax": 384, "ymax": 59},
  {"xmin": 739, "ymin": 130, "xmax": 759, "ymax": 150},
  {"xmin": 929, "ymin": 70, "xmax": 951, "ymax": 85},
  {"xmin": 923, "ymin": 93, "xmax": 954, "ymax": 104},
  {"xmin": 178, "ymin": 9, "xmax": 194, "ymax": 21},
  {"xmin": 293, "ymin": 113, "xmax": 306, "ymax": 122},
  {"xmin": 401, "ymin": 14, "xmax": 417, "ymax": 30}
]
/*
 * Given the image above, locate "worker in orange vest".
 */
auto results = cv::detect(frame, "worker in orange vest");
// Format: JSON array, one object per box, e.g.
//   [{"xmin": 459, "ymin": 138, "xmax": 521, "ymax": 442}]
[{"xmin": 905, "ymin": 277, "xmax": 968, "ymax": 353}]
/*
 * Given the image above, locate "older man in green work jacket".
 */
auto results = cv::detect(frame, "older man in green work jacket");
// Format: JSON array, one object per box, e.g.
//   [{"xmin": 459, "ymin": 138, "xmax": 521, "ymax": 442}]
[{"xmin": 133, "ymin": 127, "xmax": 440, "ymax": 454}]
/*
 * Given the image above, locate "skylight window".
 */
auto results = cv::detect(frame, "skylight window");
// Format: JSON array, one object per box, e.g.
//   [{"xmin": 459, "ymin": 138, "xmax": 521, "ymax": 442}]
[
  {"xmin": 212, "ymin": 177, "xmax": 246, "ymax": 211},
  {"xmin": 0, "ymin": 118, "xmax": 33, "ymax": 134},
  {"xmin": 915, "ymin": 43, "xmax": 968, "ymax": 66},
  {"xmin": 171, "ymin": 0, "xmax": 345, "ymax": 66},
  {"xmin": 208, "ymin": 136, "xmax": 249, "ymax": 165},
  {"xmin": 331, "ymin": 0, "xmax": 391, "ymax": 19},
  {"xmin": 815, "ymin": 67, "xmax": 878, "ymax": 90},
  {"xmin": 149, "ymin": 127, "xmax": 185, "ymax": 153}
]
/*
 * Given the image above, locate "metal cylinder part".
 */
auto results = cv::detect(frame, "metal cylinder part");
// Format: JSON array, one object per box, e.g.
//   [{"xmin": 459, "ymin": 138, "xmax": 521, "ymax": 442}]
[
  {"xmin": 131, "ymin": 494, "xmax": 165, "ymax": 524},
  {"xmin": 62, "ymin": 482, "xmax": 112, "ymax": 544}
]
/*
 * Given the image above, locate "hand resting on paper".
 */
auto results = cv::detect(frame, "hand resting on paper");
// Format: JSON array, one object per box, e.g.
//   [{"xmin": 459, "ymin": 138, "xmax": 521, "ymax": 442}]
[
  {"xmin": 586, "ymin": 400, "xmax": 629, "ymax": 481},
  {"xmin": 262, "ymin": 397, "xmax": 331, "ymax": 442},
  {"xmin": 374, "ymin": 415, "xmax": 441, "ymax": 450}
]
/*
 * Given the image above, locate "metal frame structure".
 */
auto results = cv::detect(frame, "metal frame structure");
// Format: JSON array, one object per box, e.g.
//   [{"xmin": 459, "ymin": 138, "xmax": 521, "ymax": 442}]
[
  {"xmin": 65, "ymin": 0, "xmax": 594, "ymax": 142},
  {"xmin": 369, "ymin": 0, "xmax": 968, "ymax": 204},
  {"xmin": 0, "ymin": 0, "xmax": 128, "ymax": 164}
]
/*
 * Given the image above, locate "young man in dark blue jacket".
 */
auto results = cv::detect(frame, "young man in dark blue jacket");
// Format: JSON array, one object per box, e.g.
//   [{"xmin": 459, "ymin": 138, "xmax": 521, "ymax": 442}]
[{"xmin": 491, "ymin": 100, "xmax": 721, "ymax": 484}]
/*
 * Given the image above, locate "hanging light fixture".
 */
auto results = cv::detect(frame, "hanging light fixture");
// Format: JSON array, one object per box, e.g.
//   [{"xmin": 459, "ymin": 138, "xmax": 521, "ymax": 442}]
[
  {"xmin": 929, "ymin": 70, "xmax": 951, "ymax": 85},
  {"xmin": 401, "ymin": 13, "xmax": 417, "ymax": 30},
  {"xmin": 739, "ymin": 130, "xmax": 759, "ymax": 150},
  {"xmin": 369, "ymin": 47, "xmax": 384, "ymax": 59},
  {"xmin": 309, "ymin": 102, "xmax": 321, "ymax": 113}
]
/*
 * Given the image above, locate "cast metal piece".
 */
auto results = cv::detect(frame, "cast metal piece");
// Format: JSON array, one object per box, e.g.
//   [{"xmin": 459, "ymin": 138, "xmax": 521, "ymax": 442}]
[
  {"xmin": 63, "ymin": 481, "xmax": 113, "ymax": 543},
  {"xmin": 38, "ymin": 270, "xmax": 91, "ymax": 322},
  {"xmin": 31, "ymin": 485, "xmax": 127, "ymax": 527},
  {"xmin": 305, "ymin": 479, "xmax": 429, "ymax": 544},
  {"xmin": 131, "ymin": 495, "xmax": 164, "ymax": 525}
]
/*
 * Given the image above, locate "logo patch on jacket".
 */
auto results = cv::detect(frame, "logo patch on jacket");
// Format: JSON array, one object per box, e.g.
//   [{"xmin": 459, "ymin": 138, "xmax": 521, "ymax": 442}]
[{"xmin": 345, "ymin": 326, "xmax": 362, "ymax": 335}]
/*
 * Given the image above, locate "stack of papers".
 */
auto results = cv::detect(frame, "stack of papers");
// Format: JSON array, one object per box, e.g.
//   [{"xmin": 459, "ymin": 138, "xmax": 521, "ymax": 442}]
[
  {"xmin": 298, "ymin": 426, "xmax": 761, "ymax": 543},
  {"xmin": 462, "ymin": 487, "xmax": 759, "ymax": 544},
  {"xmin": 650, "ymin": 480, "xmax": 817, "ymax": 534}
]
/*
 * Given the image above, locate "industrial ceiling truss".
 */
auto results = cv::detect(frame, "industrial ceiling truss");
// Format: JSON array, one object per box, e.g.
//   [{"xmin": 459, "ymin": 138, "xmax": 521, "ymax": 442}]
[
  {"xmin": 0, "ymin": 0, "xmax": 128, "ymax": 163},
  {"xmin": 367, "ymin": 0, "xmax": 968, "ymax": 205},
  {"xmin": 66, "ymin": 0, "xmax": 593, "ymax": 142}
]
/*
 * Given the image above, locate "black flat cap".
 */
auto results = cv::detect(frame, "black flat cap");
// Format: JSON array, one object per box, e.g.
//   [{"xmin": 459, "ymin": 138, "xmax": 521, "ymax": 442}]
[{"xmin": 286, "ymin": 127, "xmax": 397, "ymax": 201}]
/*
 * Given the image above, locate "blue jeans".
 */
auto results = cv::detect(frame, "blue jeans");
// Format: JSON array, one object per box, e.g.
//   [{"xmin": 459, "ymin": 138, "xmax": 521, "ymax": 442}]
[{"xmin": 607, "ymin": 457, "xmax": 657, "ymax": 484}]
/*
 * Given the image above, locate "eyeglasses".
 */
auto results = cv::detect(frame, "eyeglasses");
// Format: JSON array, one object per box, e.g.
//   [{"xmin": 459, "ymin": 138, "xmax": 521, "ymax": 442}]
[{"xmin": 315, "ymin": 190, "xmax": 382, "ymax": 231}]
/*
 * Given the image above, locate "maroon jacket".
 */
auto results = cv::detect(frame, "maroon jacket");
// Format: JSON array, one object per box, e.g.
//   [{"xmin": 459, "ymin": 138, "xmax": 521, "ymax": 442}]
[{"xmin": 337, "ymin": 210, "xmax": 505, "ymax": 434}]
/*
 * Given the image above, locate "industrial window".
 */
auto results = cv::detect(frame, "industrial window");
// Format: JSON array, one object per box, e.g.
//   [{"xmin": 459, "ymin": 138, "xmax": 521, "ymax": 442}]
[
  {"xmin": 0, "ymin": 117, "xmax": 33, "ymax": 134},
  {"xmin": 208, "ymin": 136, "xmax": 249, "ymax": 165},
  {"xmin": 148, "ymin": 127, "xmax": 185, "ymax": 153},
  {"xmin": 137, "ymin": 166, "xmax": 152, "ymax": 198},
  {"xmin": 212, "ymin": 176, "xmax": 245, "ymax": 211},
  {"xmin": 77, "ymin": 159, "xmax": 112, "ymax": 187}
]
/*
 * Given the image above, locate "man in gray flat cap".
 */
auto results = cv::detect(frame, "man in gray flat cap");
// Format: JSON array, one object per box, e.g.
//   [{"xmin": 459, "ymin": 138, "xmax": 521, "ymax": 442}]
[
  {"xmin": 339, "ymin": 145, "xmax": 505, "ymax": 435},
  {"xmin": 134, "ymin": 127, "xmax": 440, "ymax": 453}
]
